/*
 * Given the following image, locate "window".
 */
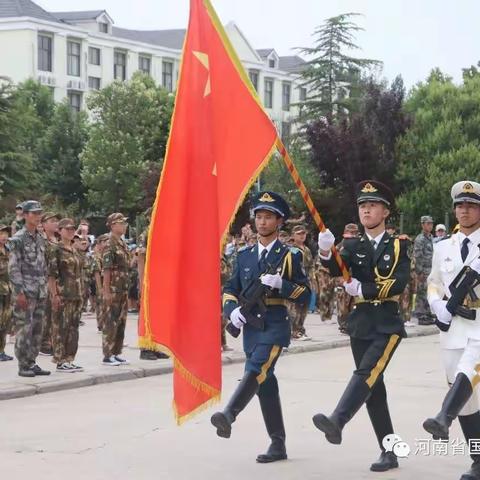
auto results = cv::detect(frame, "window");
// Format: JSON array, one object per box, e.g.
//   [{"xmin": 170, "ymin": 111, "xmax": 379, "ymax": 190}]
[
  {"xmin": 299, "ymin": 87, "xmax": 307, "ymax": 102},
  {"xmin": 38, "ymin": 34, "xmax": 52, "ymax": 72},
  {"xmin": 88, "ymin": 77, "xmax": 101, "ymax": 90},
  {"xmin": 68, "ymin": 91, "xmax": 82, "ymax": 112},
  {"xmin": 139, "ymin": 55, "xmax": 151, "ymax": 75},
  {"xmin": 282, "ymin": 82, "xmax": 291, "ymax": 111},
  {"xmin": 248, "ymin": 70, "xmax": 259, "ymax": 91},
  {"xmin": 281, "ymin": 122, "xmax": 291, "ymax": 144},
  {"xmin": 99, "ymin": 22, "xmax": 108, "ymax": 33},
  {"xmin": 162, "ymin": 60, "xmax": 173, "ymax": 92},
  {"xmin": 264, "ymin": 78, "xmax": 274, "ymax": 108},
  {"xmin": 67, "ymin": 40, "xmax": 81, "ymax": 77},
  {"xmin": 114, "ymin": 51, "xmax": 127, "ymax": 80},
  {"xmin": 268, "ymin": 58, "xmax": 275, "ymax": 68},
  {"xmin": 88, "ymin": 47, "xmax": 101, "ymax": 65}
]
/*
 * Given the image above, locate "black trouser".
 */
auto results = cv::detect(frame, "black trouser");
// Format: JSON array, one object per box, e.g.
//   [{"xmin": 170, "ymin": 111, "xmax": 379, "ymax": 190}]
[{"xmin": 350, "ymin": 334, "xmax": 402, "ymax": 450}]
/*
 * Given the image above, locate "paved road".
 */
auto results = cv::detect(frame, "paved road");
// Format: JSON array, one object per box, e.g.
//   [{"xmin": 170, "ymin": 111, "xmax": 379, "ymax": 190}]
[{"xmin": 2, "ymin": 334, "xmax": 474, "ymax": 480}]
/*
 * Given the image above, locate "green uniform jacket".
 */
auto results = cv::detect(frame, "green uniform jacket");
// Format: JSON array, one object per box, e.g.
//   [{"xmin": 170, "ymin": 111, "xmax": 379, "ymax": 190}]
[{"xmin": 321, "ymin": 232, "xmax": 410, "ymax": 339}]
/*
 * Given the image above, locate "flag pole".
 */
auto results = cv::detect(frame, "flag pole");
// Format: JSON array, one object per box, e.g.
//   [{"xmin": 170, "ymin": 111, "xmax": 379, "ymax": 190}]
[{"xmin": 275, "ymin": 137, "xmax": 351, "ymax": 282}]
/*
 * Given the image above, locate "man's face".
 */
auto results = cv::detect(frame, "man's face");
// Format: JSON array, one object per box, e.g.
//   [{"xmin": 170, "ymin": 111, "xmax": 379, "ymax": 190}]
[
  {"xmin": 422, "ymin": 222, "xmax": 434, "ymax": 234},
  {"xmin": 293, "ymin": 230, "xmax": 307, "ymax": 245},
  {"xmin": 60, "ymin": 227, "xmax": 76, "ymax": 242},
  {"xmin": 15, "ymin": 208, "xmax": 23, "ymax": 219},
  {"xmin": 455, "ymin": 202, "xmax": 480, "ymax": 229},
  {"xmin": 254, "ymin": 210, "xmax": 282, "ymax": 237},
  {"xmin": 79, "ymin": 224, "xmax": 89, "ymax": 235},
  {"xmin": 436, "ymin": 229, "xmax": 446, "ymax": 238},
  {"xmin": 80, "ymin": 239, "xmax": 89, "ymax": 251},
  {"xmin": 24, "ymin": 211, "xmax": 42, "ymax": 228},
  {"xmin": 0, "ymin": 231, "xmax": 8, "ymax": 245},
  {"xmin": 43, "ymin": 218, "xmax": 59, "ymax": 235},
  {"xmin": 358, "ymin": 202, "xmax": 389, "ymax": 229},
  {"xmin": 386, "ymin": 228, "xmax": 396, "ymax": 236},
  {"xmin": 278, "ymin": 233, "xmax": 289, "ymax": 244},
  {"xmin": 111, "ymin": 221, "xmax": 128, "ymax": 236}
]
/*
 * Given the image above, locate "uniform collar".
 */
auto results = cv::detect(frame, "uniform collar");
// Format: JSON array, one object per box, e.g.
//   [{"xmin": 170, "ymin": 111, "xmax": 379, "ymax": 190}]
[
  {"xmin": 365, "ymin": 231, "xmax": 386, "ymax": 248},
  {"xmin": 257, "ymin": 238, "xmax": 277, "ymax": 259}
]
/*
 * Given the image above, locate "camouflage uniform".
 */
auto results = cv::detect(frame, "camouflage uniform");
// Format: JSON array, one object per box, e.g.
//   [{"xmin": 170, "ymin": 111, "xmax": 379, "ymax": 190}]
[
  {"xmin": 0, "ymin": 247, "xmax": 11, "ymax": 354},
  {"xmin": 40, "ymin": 236, "xmax": 58, "ymax": 353},
  {"xmin": 76, "ymin": 250, "xmax": 89, "ymax": 313},
  {"xmin": 49, "ymin": 243, "xmax": 82, "ymax": 364},
  {"xmin": 8, "ymin": 228, "xmax": 47, "ymax": 370},
  {"xmin": 102, "ymin": 234, "xmax": 130, "ymax": 358},
  {"xmin": 315, "ymin": 261, "xmax": 336, "ymax": 322},
  {"xmin": 93, "ymin": 252, "xmax": 105, "ymax": 331},
  {"xmin": 289, "ymin": 245, "xmax": 314, "ymax": 337},
  {"xmin": 413, "ymin": 231, "xmax": 434, "ymax": 323}
]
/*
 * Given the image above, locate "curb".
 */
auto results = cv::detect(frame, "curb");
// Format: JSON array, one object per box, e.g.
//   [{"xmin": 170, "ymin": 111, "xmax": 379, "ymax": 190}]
[{"xmin": 0, "ymin": 326, "xmax": 437, "ymax": 401}]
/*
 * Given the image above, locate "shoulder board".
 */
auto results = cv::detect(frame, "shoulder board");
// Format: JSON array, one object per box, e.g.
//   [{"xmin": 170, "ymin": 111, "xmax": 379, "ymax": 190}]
[{"xmin": 237, "ymin": 246, "xmax": 248, "ymax": 254}]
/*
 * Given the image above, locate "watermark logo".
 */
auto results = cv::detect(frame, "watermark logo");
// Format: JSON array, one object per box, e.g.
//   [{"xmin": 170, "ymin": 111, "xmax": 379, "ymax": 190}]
[
  {"xmin": 414, "ymin": 438, "xmax": 480, "ymax": 456},
  {"xmin": 382, "ymin": 434, "xmax": 411, "ymax": 458}
]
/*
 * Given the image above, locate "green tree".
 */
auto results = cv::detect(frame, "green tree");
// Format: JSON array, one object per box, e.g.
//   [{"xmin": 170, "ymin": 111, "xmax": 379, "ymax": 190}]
[
  {"xmin": 39, "ymin": 100, "xmax": 89, "ymax": 208},
  {"xmin": 81, "ymin": 73, "xmax": 174, "ymax": 214},
  {"xmin": 396, "ymin": 68, "xmax": 480, "ymax": 233},
  {"xmin": 298, "ymin": 13, "xmax": 382, "ymax": 120}
]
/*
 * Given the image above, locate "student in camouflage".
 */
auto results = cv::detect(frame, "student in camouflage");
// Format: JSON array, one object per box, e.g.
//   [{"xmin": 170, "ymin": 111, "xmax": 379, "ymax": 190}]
[
  {"xmin": 93, "ymin": 234, "xmax": 108, "ymax": 333},
  {"xmin": 102, "ymin": 213, "xmax": 130, "ymax": 366},
  {"xmin": 48, "ymin": 218, "xmax": 83, "ymax": 373},
  {"xmin": 39, "ymin": 212, "xmax": 60, "ymax": 356},
  {"xmin": 8, "ymin": 201, "xmax": 50, "ymax": 377},
  {"xmin": 0, "ymin": 225, "xmax": 12, "ymax": 361}
]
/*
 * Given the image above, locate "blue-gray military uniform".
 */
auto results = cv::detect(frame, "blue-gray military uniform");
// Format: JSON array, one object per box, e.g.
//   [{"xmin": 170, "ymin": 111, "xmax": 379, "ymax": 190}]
[{"xmin": 211, "ymin": 191, "xmax": 310, "ymax": 464}]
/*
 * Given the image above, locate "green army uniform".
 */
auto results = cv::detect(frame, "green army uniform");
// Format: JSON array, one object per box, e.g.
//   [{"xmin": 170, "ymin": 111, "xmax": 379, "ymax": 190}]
[
  {"xmin": 314, "ymin": 261, "xmax": 336, "ymax": 322},
  {"xmin": 93, "ymin": 248, "xmax": 105, "ymax": 332},
  {"xmin": 413, "ymin": 216, "xmax": 434, "ymax": 324},
  {"xmin": 102, "ymin": 216, "xmax": 130, "ymax": 361},
  {"xmin": 313, "ymin": 181, "xmax": 410, "ymax": 472},
  {"xmin": 0, "ymin": 226, "xmax": 12, "ymax": 361},
  {"xmin": 49, "ymin": 218, "xmax": 83, "ymax": 370},
  {"xmin": 8, "ymin": 201, "xmax": 50, "ymax": 377}
]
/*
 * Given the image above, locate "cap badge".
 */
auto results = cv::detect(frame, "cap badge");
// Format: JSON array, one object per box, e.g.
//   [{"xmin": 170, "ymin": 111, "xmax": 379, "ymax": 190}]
[
  {"xmin": 463, "ymin": 182, "xmax": 474, "ymax": 192},
  {"xmin": 361, "ymin": 183, "xmax": 378, "ymax": 193},
  {"xmin": 259, "ymin": 192, "xmax": 275, "ymax": 202}
]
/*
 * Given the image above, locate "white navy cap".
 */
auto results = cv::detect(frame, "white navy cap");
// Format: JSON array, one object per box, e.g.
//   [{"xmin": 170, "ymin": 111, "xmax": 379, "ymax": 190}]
[{"xmin": 451, "ymin": 181, "xmax": 480, "ymax": 206}]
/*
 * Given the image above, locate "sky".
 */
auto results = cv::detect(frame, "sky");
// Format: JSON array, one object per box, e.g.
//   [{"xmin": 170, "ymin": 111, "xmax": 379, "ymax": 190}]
[{"xmin": 36, "ymin": 0, "xmax": 480, "ymax": 89}]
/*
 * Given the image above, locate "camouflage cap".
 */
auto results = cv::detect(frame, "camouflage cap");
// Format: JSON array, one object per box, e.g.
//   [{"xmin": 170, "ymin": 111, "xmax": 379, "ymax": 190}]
[
  {"xmin": 421, "ymin": 215, "xmax": 433, "ymax": 223},
  {"xmin": 15, "ymin": 203, "xmax": 23, "ymax": 210},
  {"xmin": 41, "ymin": 212, "xmax": 60, "ymax": 223},
  {"xmin": 344, "ymin": 223, "xmax": 359, "ymax": 233},
  {"xmin": 292, "ymin": 224, "xmax": 307, "ymax": 234},
  {"xmin": 22, "ymin": 200, "xmax": 43, "ymax": 213},
  {"xmin": 0, "ymin": 224, "xmax": 10, "ymax": 233},
  {"xmin": 106, "ymin": 212, "xmax": 128, "ymax": 227},
  {"xmin": 58, "ymin": 218, "xmax": 76, "ymax": 229}
]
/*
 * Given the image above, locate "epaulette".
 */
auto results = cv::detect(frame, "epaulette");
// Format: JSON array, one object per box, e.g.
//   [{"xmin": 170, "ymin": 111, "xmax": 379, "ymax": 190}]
[{"xmin": 237, "ymin": 246, "xmax": 248, "ymax": 254}]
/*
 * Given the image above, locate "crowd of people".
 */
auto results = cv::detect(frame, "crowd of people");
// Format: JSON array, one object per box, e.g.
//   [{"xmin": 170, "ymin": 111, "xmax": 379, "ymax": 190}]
[{"xmin": 0, "ymin": 200, "xmax": 166, "ymax": 376}]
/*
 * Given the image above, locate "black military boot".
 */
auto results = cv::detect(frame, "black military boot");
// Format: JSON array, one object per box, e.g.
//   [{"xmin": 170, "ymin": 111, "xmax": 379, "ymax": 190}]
[
  {"xmin": 211, "ymin": 371, "xmax": 259, "ymax": 439},
  {"xmin": 18, "ymin": 367, "xmax": 35, "ymax": 377},
  {"xmin": 423, "ymin": 373, "xmax": 472, "ymax": 440},
  {"xmin": 312, "ymin": 374, "xmax": 371, "ymax": 444},
  {"xmin": 139, "ymin": 349, "xmax": 158, "ymax": 360},
  {"xmin": 256, "ymin": 392, "xmax": 287, "ymax": 463},
  {"xmin": 370, "ymin": 451, "xmax": 399, "ymax": 472},
  {"xmin": 459, "ymin": 412, "xmax": 480, "ymax": 480}
]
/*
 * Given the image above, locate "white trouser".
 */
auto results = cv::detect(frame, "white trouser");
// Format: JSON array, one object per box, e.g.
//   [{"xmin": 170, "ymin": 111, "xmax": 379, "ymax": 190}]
[{"xmin": 443, "ymin": 338, "xmax": 480, "ymax": 416}]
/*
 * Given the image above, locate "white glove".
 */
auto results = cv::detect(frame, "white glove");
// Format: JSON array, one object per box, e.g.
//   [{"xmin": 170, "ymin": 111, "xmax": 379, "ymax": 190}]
[
  {"xmin": 318, "ymin": 229, "xmax": 335, "ymax": 252},
  {"xmin": 431, "ymin": 299, "xmax": 452, "ymax": 326},
  {"xmin": 470, "ymin": 258, "xmax": 480, "ymax": 274},
  {"xmin": 343, "ymin": 278, "xmax": 362, "ymax": 297},
  {"xmin": 230, "ymin": 307, "xmax": 246, "ymax": 329},
  {"xmin": 261, "ymin": 273, "xmax": 283, "ymax": 290}
]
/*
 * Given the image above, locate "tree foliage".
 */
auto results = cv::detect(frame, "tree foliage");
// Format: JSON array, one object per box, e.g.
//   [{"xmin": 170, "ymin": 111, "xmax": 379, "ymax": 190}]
[
  {"xmin": 81, "ymin": 73, "xmax": 174, "ymax": 215},
  {"xmin": 396, "ymin": 67, "xmax": 480, "ymax": 232}
]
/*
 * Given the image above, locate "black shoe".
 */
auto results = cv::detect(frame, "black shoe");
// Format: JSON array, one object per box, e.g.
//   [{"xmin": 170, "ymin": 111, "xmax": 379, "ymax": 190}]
[
  {"xmin": 256, "ymin": 390, "xmax": 287, "ymax": 463},
  {"xmin": 312, "ymin": 375, "xmax": 371, "ymax": 445},
  {"xmin": 370, "ymin": 451, "xmax": 399, "ymax": 472},
  {"xmin": 140, "ymin": 350, "xmax": 158, "ymax": 360},
  {"xmin": 18, "ymin": 367, "xmax": 35, "ymax": 377},
  {"xmin": 31, "ymin": 364, "xmax": 51, "ymax": 376},
  {"xmin": 0, "ymin": 352, "xmax": 13, "ymax": 361},
  {"xmin": 459, "ymin": 412, "xmax": 480, "ymax": 479},
  {"xmin": 211, "ymin": 371, "xmax": 259, "ymax": 439},
  {"xmin": 156, "ymin": 351, "xmax": 169, "ymax": 359},
  {"xmin": 423, "ymin": 373, "xmax": 472, "ymax": 440}
]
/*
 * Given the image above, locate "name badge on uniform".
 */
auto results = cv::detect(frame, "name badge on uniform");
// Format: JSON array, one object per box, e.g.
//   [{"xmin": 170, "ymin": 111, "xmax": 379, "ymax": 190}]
[{"xmin": 442, "ymin": 257, "xmax": 454, "ymax": 273}]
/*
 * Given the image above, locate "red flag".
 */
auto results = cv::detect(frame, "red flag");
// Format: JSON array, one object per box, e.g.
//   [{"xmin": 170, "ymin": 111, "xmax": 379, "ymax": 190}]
[{"xmin": 139, "ymin": 0, "xmax": 278, "ymax": 424}]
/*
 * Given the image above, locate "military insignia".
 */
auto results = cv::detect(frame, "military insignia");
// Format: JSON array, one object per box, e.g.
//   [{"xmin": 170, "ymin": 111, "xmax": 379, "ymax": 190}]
[
  {"xmin": 356, "ymin": 253, "xmax": 366, "ymax": 258},
  {"xmin": 290, "ymin": 247, "xmax": 300, "ymax": 254},
  {"xmin": 463, "ymin": 183, "xmax": 474, "ymax": 192},
  {"xmin": 384, "ymin": 254, "xmax": 391, "ymax": 261},
  {"xmin": 361, "ymin": 183, "xmax": 378, "ymax": 193},
  {"xmin": 259, "ymin": 192, "xmax": 275, "ymax": 202},
  {"xmin": 244, "ymin": 267, "xmax": 250, "ymax": 272},
  {"xmin": 275, "ymin": 248, "xmax": 281, "ymax": 253}
]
